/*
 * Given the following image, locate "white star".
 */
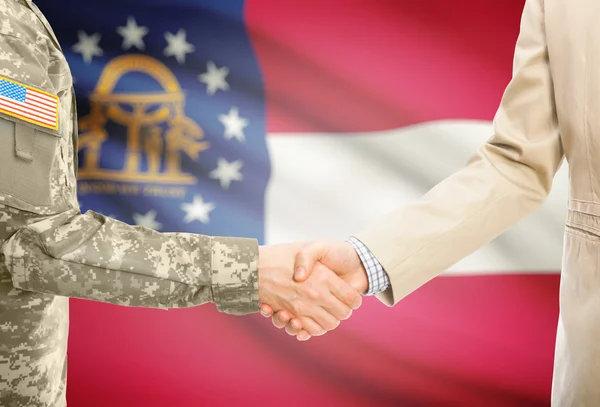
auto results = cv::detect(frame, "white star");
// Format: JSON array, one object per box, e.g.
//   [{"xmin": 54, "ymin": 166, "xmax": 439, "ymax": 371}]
[
  {"xmin": 163, "ymin": 29, "xmax": 195, "ymax": 64},
  {"xmin": 180, "ymin": 195, "xmax": 215, "ymax": 224},
  {"xmin": 117, "ymin": 17, "xmax": 148, "ymax": 51},
  {"xmin": 72, "ymin": 31, "xmax": 103, "ymax": 64},
  {"xmin": 218, "ymin": 107, "xmax": 249, "ymax": 142},
  {"xmin": 210, "ymin": 158, "xmax": 244, "ymax": 189},
  {"xmin": 132, "ymin": 210, "xmax": 162, "ymax": 230},
  {"xmin": 198, "ymin": 61, "xmax": 230, "ymax": 95}
]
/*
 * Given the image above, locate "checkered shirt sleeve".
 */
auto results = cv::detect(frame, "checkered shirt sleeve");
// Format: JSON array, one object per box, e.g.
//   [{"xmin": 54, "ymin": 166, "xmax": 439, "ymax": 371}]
[{"xmin": 346, "ymin": 236, "xmax": 390, "ymax": 295}]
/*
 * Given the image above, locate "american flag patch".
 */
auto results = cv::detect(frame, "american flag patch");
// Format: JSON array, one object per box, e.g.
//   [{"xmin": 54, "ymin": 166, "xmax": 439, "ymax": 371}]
[{"xmin": 0, "ymin": 76, "xmax": 59, "ymax": 131}]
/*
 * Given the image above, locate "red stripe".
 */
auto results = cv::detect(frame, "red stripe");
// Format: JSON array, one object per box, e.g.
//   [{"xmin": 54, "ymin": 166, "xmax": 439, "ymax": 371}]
[
  {"xmin": 28, "ymin": 89, "xmax": 56, "ymax": 102},
  {"xmin": 0, "ymin": 94, "xmax": 56, "ymax": 118},
  {"xmin": 5, "ymin": 95, "xmax": 57, "ymax": 118},
  {"xmin": 0, "ymin": 99, "xmax": 56, "ymax": 126},
  {"xmin": 22, "ymin": 98, "xmax": 57, "ymax": 116},
  {"xmin": 66, "ymin": 274, "xmax": 559, "ymax": 406},
  {"xmin": 0, "ymin": 100, "xmax": 55, "ymax": 125},
  {"xmin": 246, "ymin": 0, "xmax": 526, "ymax": 133}
]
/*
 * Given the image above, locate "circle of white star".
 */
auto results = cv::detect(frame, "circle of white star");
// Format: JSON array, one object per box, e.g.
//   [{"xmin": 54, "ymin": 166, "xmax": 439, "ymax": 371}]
[
  {"xmin": 180, "ymin": 195, "xmax": 215, "ymax": 224},
  {"xmin": 198, "ymin": 61, "xmax": 230, "ymax": 95},
  {"xmin": 117, "ymin": 17, "xmax": 148, "ymax": 51},
  {"xmin": 210, "ymin": 158, "xmax": 244, "ymax": 189},
  {"xmin": 73, "ymin": 31, "xmax": 103, "ymax": 64},
  {"xmin": 132, "ymin": 210, "xmax": 162, "ymax": 230},
  {"xmin": 164, "ymin": 29, "xmax": 195, "ymax": 64},
  {"xmin": 218, "ymin": 107, "xmax": 249, "ymax": 142}
]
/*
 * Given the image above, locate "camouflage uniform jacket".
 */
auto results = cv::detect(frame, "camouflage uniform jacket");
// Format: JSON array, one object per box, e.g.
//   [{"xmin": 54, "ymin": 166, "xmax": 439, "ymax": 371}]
[{"xmin": 0, "ymin": 1, "xmax": 259, "ymax": 405}]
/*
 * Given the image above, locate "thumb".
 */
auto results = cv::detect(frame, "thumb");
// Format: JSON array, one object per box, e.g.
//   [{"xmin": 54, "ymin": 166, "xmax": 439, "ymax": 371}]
[{"xmin": 294, "ymin": 241, "xmax": 329, "ymax": 282}]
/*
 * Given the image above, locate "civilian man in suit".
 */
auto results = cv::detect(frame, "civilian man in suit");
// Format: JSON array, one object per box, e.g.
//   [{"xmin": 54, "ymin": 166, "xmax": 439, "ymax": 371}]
[{"xmin": 262, "ymin": 0, "xmax": 596, "ymax": 404}]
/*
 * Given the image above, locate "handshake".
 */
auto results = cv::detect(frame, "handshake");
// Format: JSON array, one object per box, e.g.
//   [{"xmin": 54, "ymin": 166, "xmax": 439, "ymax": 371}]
[{"xmin": 257, "ymin": 240, "xmax": 369, "ymax": 341}]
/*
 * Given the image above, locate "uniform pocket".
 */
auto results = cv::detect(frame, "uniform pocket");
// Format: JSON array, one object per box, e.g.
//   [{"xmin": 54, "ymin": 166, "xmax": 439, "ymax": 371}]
[{"xmin": 0, "ymin": 116, "xmax": 67, "ymax": 214}]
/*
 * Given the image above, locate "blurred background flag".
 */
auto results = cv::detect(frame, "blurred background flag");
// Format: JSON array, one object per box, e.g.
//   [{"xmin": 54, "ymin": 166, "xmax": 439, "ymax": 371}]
[{"xmin": 38, "ymin": 0, "xmax": 566, "ymax": 406}]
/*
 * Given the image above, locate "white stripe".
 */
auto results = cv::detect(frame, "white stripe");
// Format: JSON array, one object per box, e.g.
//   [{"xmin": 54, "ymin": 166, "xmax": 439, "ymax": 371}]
[
  {"xmin": 0, "ymin": 100, "xmax": 55, "ymax": 126},
  {"xmin": 28, "ymin": 88, "xmax": 56, "ymax": 102},
  {"xmin": 22, "ymin": 97, "xmax": 56, "ymax": 116},
  {"xmin": 0, "ymin": 95, "xmax": 56, "ymax": 121},
  {"xmin": 265, "ymin": 120, "xmax": 568, "ymax": 275},
  {"xmin": 0, "ymin": 93, "xmax": 56, "ymax": 116},
  {"xmin": 28, "ymin": 91, "xmax": 57, "ymax": 108},
  {"xmin": 0, "ymin": 101, "xmax": 55, "ymax": 124}
]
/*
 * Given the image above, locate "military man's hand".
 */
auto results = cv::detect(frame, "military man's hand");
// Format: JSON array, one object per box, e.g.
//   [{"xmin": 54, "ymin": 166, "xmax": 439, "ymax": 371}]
[{"xmin": 258, "ymin": 243, "xmax": 362, "ymax": 337}]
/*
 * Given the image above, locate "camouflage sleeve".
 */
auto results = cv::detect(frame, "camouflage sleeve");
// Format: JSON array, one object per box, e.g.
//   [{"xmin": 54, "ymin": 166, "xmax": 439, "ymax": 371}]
[
  {"xmin": 0, "ymin": 1, "xmax": 258, "ymax": 316},
  {"xmin": 1, "ymin": 209, "xmax": 259, "ymax": 315}
]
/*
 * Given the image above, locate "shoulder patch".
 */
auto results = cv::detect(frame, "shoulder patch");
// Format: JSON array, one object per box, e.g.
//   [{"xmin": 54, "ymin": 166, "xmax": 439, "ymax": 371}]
[{"xmin": 0, "ymin": 75, "xmax": 59, "ymax": 131}]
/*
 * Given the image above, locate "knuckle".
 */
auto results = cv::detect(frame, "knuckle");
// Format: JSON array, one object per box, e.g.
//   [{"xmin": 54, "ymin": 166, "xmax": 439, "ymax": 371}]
[
  {"xmin": 272, "ymin": 316, "xmax": 284, "ymax": 328},
  {"xmin": 297, "ymin": 249, "xmax": 308, "ymax": 259},
  {"xmin": 304, "ymin": 322, "xmax": 321, "ymax": 336},
  {"xmin": 344, "ymin": 291, "xmax": 357, "ymax": 306},
  {"xmin": 297, "ymin": 247, "xmax": 312, "ymax": 262},
  {"xmin": 290, "ymin": 299, "xmax": 303, "ymax": 316},
  {"xmin": 316, "ymin": 271, "xmax": 329, "ymax": 284},
  {"xmin": 285, "ymin": 319, "xmax": 302, "ymax": 334},
  {"xmin": 305, "ymin": 287, "xmax": 320, "ymax": 301},
  {"xmin": 325, "ymin": 298, "xmax": 342, "ymax": 314},
  {"xmin": 293, "ymin": 321, "xmax": 303, "ymax": 332}
]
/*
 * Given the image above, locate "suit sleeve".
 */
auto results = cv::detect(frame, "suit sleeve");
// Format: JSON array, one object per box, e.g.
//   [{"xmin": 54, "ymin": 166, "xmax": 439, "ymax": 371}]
[
  {"xmin": 355, "ymin": 0, "xmax": 564, "ymax": 306},
  {"xmin": 1, "ymin": 210, "xmax": 259, "ymax": 315}
]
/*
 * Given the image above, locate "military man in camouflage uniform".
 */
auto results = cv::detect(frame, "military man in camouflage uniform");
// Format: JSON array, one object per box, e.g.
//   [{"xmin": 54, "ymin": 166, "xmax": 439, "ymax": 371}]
[{"xmin": 0, "ymin": 1, "xmax": 362, "ymax": 405}]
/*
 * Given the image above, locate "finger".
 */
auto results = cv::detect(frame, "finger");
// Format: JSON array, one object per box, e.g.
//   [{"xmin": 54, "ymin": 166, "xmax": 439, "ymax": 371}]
[
  {"xmin": 285, "ymin": 318, "xmax": 304, "ymax": 336},
  {"xmin": 303, "ymin": 305, "xmax": 340, "ymax": 332},
  {"xmin": 323, "ymin": 301, "xmax": 353, "ymax": 321},
  {"xmin": 271, "ymin": 310, "xmax": 292, "ymax": 329},
  {"xmin": 297, "ymin": 330, "xmax": 312, "ymax": 341},
  {"xmin": 309, "ymin": 263, "xmax": 359, "ymax": 317},
  {"xmin": 328, "ymin": 273, "xmax": 362, "ymax": 310},
  {"xmin": 316, "ymin": 289, "xmax": 353, "ymax": 321},
  {"xmin": 260, "ymin": 304, "xmax": 274, "ymax": 317},
  {"xmin": 295, "ymin": 316, "xmax": 327, "ymax": 337},
  {"xmin": 294, "ymin": 241, "xmax": 329, "ymax": 282}
]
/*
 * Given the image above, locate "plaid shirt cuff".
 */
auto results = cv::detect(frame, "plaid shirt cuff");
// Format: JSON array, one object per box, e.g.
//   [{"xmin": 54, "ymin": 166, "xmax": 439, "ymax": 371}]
[{"xmin": 346, "ymin": 236, "xmax": 390, "ymax": 295}]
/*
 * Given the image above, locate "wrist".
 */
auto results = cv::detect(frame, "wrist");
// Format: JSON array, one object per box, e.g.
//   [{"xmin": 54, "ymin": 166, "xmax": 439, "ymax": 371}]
[
  {"xmin": 343, "ymin": 241, "xmax": 369, "ymax": 293},
  {"xmin": 356, "ymin": 262, "xmax": 369, "ymax": 294}
]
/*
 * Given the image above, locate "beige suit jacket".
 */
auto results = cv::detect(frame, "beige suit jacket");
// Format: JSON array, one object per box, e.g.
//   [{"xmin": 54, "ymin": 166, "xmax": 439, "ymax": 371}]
[{"xmin": 356, "ymin": 0, "xmax": 597, "ymax": 405}]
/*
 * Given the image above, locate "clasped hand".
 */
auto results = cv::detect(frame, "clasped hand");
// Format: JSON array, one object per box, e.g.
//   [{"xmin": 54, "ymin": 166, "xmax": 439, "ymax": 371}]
[{"xmin": 258, "ymin": 241, "xmax": 368, "ymax": 341}]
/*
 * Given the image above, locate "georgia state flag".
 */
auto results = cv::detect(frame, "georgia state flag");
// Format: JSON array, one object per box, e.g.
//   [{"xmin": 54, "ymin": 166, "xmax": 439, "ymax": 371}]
[{"xmin": 38, "ymin": 0, "xmax": 565, "ymax": 406}]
